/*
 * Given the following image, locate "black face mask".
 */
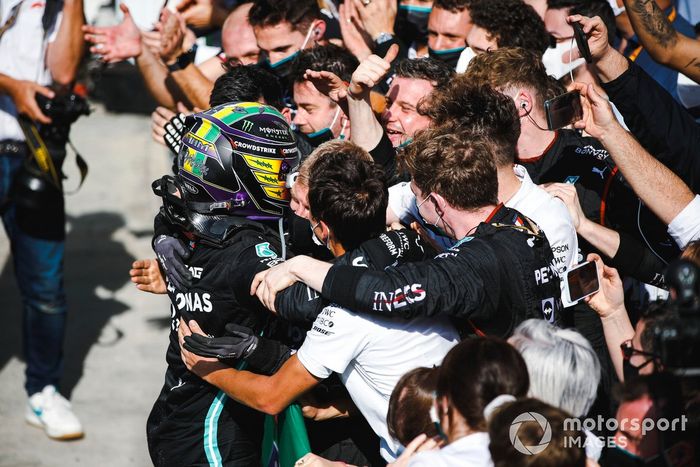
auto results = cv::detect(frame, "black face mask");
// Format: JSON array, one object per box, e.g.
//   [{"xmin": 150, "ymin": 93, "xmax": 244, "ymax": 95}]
[
  {"xmin": 428, "ymin": 46, "xmax": 465, "ymax": 70},
  {"xmin": 395, "ymin": 5, "xmax": 431, "ymax": 45}
]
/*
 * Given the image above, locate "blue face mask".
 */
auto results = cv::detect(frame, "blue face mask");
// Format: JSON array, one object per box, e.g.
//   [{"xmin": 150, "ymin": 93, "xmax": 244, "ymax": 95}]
[
  {"xmin": 397, "ymin": 137, "xmax": 413, "ymax": 148},
  {"xmin": 429, "ymin": 46, "xmax": 466, "ymax": 69},
  {"xmin": 263, "ymin": 24, "xmax": 316, "ymax": 79},
  {"xmin": 304, "ymin": 107, "xmax": 346, "ymax": 147}
]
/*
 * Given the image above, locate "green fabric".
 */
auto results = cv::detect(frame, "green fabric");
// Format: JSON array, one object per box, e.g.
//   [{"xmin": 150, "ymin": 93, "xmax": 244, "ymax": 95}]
[{"xmin": 261, "ymin": 403, "xmax": 312, "ymax": 467}]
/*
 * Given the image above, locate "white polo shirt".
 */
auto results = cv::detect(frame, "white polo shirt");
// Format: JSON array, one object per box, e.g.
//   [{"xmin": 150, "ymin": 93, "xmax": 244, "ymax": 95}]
[
  {"xmin": 408, "ymin": 432, "xmax": 493, "ymax": 467},
  {"xmin": 0, "ymin": 0, "xmax": 61, "ymax": 141},
  {"xmin": 296, "ymin": 305, "xmax": 459, "ymax": 462}
]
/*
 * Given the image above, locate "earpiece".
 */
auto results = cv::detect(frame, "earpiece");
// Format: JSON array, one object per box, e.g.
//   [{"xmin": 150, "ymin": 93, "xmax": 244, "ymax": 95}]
[{"xmin": 520, "ymin": 102, "xmax": 527, "ymax": 109}]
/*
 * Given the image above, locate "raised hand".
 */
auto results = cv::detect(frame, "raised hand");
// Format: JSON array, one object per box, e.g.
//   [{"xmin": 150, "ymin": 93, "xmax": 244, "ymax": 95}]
[
  {"xmin": 348, "ymin": 43, "xmax": 399, "ymax": 97},
  {"xmin": 129, "ymin": 258, "xmax": 167, "ymax": 294},
  {"xmin": 352, "ymin": 0, "xmax": 397, "ymax": 41},
  {"xmin": 570, "ymin": 82, "xmax": 618, "ymax": 140},
  {"xmin": 83, "ymin": 3, "xmax": 142, "ymax": 63},
  {"xmin": 565, "ymin": 15, "xmax": 611, "ymax": 64},
  {"xmin": 584, "ymin": 253, "xmax": 625, "ymax": 318},
  {"xmin": 339, "ymin": 0, "xmax": 372, "ymax": 61},
  {"xmin": 303, "ymin": 69, "xmax": 348, "ymax": 103},
  {"xmin": 158, "ymin": 8, "xmax": 187, "ymax": 65},
  {"xmin": 177, "ymin": 0, "xmax": 229, "ymax": 30}
]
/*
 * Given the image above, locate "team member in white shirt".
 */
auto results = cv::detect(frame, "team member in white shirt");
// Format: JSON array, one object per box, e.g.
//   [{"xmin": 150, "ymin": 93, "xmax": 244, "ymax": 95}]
[
  {"xmin": 178, "ymin": 143, "xmax": 458, "ymax": 462},
  {"xmin": 387, "ymin": 83, "xmax": 578, "ymax": 274}
]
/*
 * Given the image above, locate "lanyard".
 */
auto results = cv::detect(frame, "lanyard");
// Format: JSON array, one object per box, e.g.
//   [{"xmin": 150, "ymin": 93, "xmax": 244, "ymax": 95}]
[
  {"xmin": 628, "ymin": 7, "xmax": 677, "ymax": 62},
  {"xmin": 0, "ymin": 0, "xmax": 24, "ymax": 42}
]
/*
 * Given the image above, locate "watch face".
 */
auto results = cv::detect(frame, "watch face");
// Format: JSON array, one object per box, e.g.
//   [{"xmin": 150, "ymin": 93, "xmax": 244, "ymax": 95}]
[{"xmin": 376, "ymin": 33, "xmax": 393, "ymax": 44}]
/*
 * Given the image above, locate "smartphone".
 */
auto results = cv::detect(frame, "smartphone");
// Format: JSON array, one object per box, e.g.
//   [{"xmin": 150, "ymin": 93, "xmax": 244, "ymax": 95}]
[
  {"xmin": 544, "ymin": 90, "xmax": 583, "ymax": 130},
  {"xmin": 564, "ymin": 261, "xmax": 599, "ymax": 304},
  {"xmin": 572, "ymin": 22, "xmax": 592, "ymax": 64}
]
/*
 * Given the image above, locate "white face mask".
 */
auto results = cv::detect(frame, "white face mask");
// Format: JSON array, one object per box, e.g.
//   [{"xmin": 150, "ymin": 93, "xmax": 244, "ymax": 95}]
[
  {"xmin": 542, "ymin": 38, "xmax": 586, "ymax": 80},
  {"xmin": 455, "ymin": 47, "xmax": 477, "ymax": 73},
  {"xmin": 606, "ymin": 0, "xmax": 626, "ymax": 16},
  {"xmin": 310, "ymin": 221, "xmax": 332, "ymax": 251}
]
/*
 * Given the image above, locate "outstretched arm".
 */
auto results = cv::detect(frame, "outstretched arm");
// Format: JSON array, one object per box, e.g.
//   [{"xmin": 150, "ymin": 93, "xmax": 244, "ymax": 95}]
[
  {"xmin": 623, "ymin": 0, "xmax": 700, "ymax": 84},
  {"xmin": 179, "ymin": 320, "xmax": 320, "ymax": 415},
  {"xmin": 585, "ymin": 254, "xmax": 635, "ymax": 382}
]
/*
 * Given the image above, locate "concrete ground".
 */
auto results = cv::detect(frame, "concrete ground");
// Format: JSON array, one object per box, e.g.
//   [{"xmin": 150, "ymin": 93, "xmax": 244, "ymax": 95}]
[{"xmin": 0, "ymin": 104, "xmax": 173, "ymax": 466}]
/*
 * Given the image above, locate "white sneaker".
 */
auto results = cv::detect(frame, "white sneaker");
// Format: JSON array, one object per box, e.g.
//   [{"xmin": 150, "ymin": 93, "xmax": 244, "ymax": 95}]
[{"xmin": 25, "ymin": 385, "xmax": 84, "ymax": 440}]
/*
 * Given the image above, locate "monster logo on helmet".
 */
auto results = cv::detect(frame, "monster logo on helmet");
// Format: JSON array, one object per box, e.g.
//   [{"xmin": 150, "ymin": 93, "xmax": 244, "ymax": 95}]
[{"xmin": 152, "ymin": 102, "xmax": 299, "ymax": 246}]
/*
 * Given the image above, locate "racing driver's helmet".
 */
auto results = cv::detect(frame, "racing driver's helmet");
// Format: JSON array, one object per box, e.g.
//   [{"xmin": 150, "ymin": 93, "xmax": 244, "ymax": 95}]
[{"xmin": 152, "ymin": 102, "xmax": 299, "ymax": 245}]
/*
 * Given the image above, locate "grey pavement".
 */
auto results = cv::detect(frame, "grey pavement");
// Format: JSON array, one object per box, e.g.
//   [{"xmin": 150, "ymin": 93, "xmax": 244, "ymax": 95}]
[{"xmin": 0, "ymin": 105, "xmax": 173, "ymax": 466}]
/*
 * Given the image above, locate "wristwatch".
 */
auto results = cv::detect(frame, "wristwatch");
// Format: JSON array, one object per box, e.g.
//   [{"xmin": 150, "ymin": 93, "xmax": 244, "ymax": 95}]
[
  {"xmin": 167, "ymin": 44, "xmax": 198, "ymax": 72},
  {"xmin": 374, "ymin": 32, "xmax": 394, "ymax": 46}
]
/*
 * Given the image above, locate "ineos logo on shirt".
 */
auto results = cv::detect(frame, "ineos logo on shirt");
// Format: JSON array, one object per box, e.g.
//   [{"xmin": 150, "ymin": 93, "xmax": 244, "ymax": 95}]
[{"xmin": 372, "ymin": 284, "xmax": 426, "ymax": 311}]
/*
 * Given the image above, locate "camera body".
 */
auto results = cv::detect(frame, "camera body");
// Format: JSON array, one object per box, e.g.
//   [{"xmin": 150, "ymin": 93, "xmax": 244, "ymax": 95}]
[
  {"xmin": 36, "ymin": 92, "xmax": 91, "ymax": 126},
  {"xmin": 8, "ymin": 93, "xmax": 90, "ymax": 240},
  {"xmin": 35, "ymin": 92, "xmax": 90, "ymax": 147}
]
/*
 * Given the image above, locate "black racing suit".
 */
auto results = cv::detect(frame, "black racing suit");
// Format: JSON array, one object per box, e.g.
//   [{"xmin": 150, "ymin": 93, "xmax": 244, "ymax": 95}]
[
  {"xmin": 275, "ymin": 229, "xmax": 436, "ymax": 324},
  {"xmin": 317, "ymin": 205, "xmax": 563, "ymax": 338},
  {"xmin": 146, "ymin": 218, "xmax": 301, "ymax": 467}
]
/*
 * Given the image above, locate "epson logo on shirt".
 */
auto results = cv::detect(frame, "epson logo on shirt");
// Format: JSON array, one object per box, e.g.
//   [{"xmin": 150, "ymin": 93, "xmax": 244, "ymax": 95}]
[{"xmin": 372, "ymin": 284, "xmax": 426, "ymax": 312}]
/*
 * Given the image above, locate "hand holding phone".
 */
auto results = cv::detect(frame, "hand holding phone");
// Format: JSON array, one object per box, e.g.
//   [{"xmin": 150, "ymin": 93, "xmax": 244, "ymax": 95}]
[
  {"xmin": 572, "ymin": 22, "xmax": 592, "ymax": 64},
  {"xmin": 544, "ymin": 90, "xmax": 583, "ymax": 130},
  {"xmin": 563, "ymin": 260, "xmax": 600, "ymax": 304}
]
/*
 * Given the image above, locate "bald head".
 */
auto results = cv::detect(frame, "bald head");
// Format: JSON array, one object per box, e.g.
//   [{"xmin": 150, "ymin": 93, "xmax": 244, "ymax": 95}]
[{"xmin": 222, "ymin": 2, "xmax": 260, "ymax": 66}]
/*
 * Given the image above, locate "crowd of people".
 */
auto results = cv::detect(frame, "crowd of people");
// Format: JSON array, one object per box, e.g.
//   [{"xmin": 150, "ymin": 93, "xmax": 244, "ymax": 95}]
[{"xmin": 2, "ymin": 0, "xmax": 700, "ymax": 465}]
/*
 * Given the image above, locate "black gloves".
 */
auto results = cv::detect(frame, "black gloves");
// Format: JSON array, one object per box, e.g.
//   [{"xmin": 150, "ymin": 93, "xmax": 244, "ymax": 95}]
[
  {"xmin": 153, "ymin": 234, "xmax": 193, "ymax": 290},
  {"xmin": 184, "ymin": 323, "xmax": 259, "ymax": 361},
  {"xmin": 164, "ymin": 113, "xmax": 186, "ymax": 156}
]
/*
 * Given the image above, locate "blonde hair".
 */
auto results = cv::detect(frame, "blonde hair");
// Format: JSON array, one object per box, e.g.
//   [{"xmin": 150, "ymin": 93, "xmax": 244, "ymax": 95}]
[{"xmin": 297, "ymin": 140, "xmax": 372, "ymax": 187}]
